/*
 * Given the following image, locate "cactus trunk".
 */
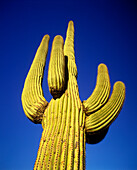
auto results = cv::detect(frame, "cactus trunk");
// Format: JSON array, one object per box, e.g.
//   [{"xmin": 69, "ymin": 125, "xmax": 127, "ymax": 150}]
[{"xmin": 34, "ymin": 75, "xmax": 85, "ymax": 169}]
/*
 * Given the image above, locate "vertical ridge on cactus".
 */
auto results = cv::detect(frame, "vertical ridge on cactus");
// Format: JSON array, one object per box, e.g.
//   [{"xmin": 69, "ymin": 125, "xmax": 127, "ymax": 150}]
[{"xmin": 21, "ymin": 21, "xmax": 125, "ymax": 169}]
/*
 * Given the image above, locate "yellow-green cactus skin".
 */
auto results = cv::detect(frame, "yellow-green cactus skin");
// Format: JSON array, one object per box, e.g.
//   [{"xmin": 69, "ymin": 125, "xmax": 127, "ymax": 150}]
[{"xmin": 21, "ymin": 21, "xmax": 125, "ymax": 169}]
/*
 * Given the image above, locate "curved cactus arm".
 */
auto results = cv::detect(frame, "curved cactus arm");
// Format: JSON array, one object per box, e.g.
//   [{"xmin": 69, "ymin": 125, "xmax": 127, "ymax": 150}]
[
  {"xmin": 64, "ymin": 20, "xmax": 78, "ymax": 77},
  {"xmin": 48, "ymin": 35, "xmax": 67, "ymax": 99},
  {"xmin": 21, "ymin": 35, "xmax": 50, "ymax": 124},
  {"xmin": 83, "ymin": 64, "xmax": 111, "ymax": 115},
  {"xmin": 85, "ymin": 81, "xmax": 125, "ymax": 136}
]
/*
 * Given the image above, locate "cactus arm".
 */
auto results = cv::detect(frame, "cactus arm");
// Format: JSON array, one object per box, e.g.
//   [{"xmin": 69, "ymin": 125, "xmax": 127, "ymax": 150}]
[
  {"xmin": 64, "ymin": 20, "xmax": 78, "ymax": 77},
  {"xmin": 83, "ymin": 63, "xmax": 111, "ymax": 115},
  {"xmin": 21, "ymin": 35, "xmax": 49, "ymax": 124},
  {"xmin": 48, "ymin": 35, "xmax": 66, "ymax": 99},
  {"xmin": 85, "ymin": 81, "xmax": 125, "ymax": 136}
]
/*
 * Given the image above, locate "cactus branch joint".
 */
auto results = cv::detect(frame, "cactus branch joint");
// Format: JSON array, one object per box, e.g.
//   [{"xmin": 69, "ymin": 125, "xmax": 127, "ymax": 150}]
[{"xmin": 21, "ymin": 21, "xmax": 125, "ymax": 169}]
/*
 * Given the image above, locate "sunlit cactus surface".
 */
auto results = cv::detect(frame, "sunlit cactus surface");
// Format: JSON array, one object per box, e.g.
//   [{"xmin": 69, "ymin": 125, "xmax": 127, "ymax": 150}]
[{"xmin": 21, "ymin": 21, "xmax": 125, "ymax": 169}]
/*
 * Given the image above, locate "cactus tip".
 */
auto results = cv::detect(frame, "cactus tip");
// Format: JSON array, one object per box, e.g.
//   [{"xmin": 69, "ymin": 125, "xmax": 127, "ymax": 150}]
[
  {"xmin": 43, "ymin": 34, "xmax": 50, "ymax": 40},
  {"xmin": 54, "ymin": 35, "xmax": 64, "ymax": 41},
  {"xmin": 114, "ymin": 81, "xmax": 126, "ymax": 90},
  {"xmin": 98, "ymin": 63, "xmax": 108, "ymax": 73},
  {"xmin": 68, "ymin": 20, "xmax": 74, "ymax": 29},
  {"xmin": 69, "ymin": 20, "xmax": 74, "ymax": 24}
]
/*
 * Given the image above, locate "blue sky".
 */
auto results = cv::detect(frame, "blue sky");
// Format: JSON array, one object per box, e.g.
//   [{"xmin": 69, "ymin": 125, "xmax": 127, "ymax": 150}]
[{"xmin": 0, "ymin": 0, "xmax": 137, "ymax": 169}]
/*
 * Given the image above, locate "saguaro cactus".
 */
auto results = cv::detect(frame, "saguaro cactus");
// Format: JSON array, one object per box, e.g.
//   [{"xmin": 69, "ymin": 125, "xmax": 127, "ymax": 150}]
[{"xmin": 21, "ymin": 21, "xmax": 125, "ymax": 169}]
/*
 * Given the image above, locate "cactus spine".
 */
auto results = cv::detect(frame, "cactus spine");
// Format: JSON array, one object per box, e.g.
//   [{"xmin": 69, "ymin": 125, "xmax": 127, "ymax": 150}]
[{"xmin": 21, "ymin": 21, "xmax": 125, "ymax": 169}]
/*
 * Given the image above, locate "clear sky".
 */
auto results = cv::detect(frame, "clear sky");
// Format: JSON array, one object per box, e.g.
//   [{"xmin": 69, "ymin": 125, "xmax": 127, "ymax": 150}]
[{"xmin": 0, "ymin": 0, "xmax": 137, "ymax": 169}]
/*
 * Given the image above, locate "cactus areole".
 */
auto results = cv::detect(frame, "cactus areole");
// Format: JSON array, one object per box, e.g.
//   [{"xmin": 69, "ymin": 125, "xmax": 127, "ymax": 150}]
[{"xmin": 21, "ymin": 21, "xmax": 125, "ymax": 169}]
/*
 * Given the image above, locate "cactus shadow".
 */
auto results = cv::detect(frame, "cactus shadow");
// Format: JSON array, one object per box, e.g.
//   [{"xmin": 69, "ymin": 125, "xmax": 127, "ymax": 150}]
[{"xmin": 86, "ymin": 127, "xmax": 109, "ymax": 144}]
